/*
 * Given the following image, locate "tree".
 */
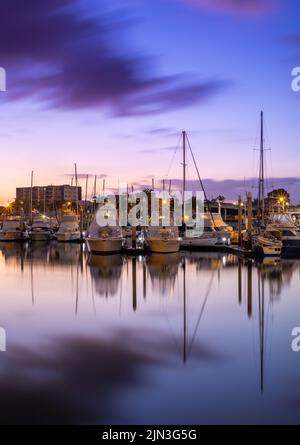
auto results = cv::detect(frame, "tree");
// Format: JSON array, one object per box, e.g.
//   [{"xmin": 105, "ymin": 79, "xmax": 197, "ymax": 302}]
[
  {"xmin": 266, "ymin": 188, "xmax": 290, "ymax": 212},
  {"xmin": 211, "ymin": 195, "xmax": 225, "ymax": 203}
]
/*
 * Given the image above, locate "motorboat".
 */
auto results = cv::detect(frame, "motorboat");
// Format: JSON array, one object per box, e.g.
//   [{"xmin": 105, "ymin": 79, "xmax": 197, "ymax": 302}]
[
  {"xmin": 210, "ymin": 212, "xmax": 238, "ymax": 244},
  {"xmin": 86, "ymin": 218, "xmax": 123, "ymax": 254},
  {"xmin": 181, "ymin": 213, "xmax": 230, "ymax": 249},
  {"xmin": 145, "ymin": 226, "xmax": 180, "ymax": 253},
  {"xmin": 0, "ymin": 216, "xmax": 28, "ymax": 241},
  {"xmin": 266, "ymin": 213, "xmax": 300, "ymax": 256},
  {"xmin": 56, "ymin": 214, "xmax": 81, "ymax": 242},
  {"xmin": 29, "ymin": 215, "xmax": 53, "ymax": 242}
]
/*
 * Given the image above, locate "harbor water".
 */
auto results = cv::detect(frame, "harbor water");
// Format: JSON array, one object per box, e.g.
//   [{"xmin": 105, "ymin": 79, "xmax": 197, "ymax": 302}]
[{"xmin": 0, "ymin": 242, "xmax": 300, "ymax": 424}]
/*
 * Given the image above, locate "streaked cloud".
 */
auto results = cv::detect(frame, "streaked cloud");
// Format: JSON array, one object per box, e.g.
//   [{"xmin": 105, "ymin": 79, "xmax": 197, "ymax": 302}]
[
  {"xmin": 177, "ymin": 0, "xmax": 277, "ymax": 15},
  {"xmin": 0, "ymin": 0, "xmax": 228, "ymax": 115}
]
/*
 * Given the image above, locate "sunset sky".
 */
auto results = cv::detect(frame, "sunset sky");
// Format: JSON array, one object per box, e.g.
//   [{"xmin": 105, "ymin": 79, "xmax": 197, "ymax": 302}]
[{"xmin": 0, "ymin": 0, "xmax": 299, "ymax": 204}]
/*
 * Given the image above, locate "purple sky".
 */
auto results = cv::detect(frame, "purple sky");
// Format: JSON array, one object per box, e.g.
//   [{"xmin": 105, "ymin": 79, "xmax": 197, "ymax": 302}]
[{"xmin": 0, "ymin": 0, "xmax": 299, "ymax": 204}]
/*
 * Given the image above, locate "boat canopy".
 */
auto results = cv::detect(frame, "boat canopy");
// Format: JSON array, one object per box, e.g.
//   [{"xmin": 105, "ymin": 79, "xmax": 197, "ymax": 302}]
[
  {"xmin": 2, "ymin": 219, "xmax": 22, "ymax": 230},
  {"xmin": 88, "ymin": 219, "xmax": 122, "ymax": 239},
  {"xmin": 146, "ymin": 226, "xmax": 179, "ymax": 239},
  {"xmin": 269, "ymin": 213, "xmax": 297, "ymax": 228}
]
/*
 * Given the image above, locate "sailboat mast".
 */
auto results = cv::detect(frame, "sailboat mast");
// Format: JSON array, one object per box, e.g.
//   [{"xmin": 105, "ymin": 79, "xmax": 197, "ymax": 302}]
[
  {"xmin": 182, "ymin": 130, "xmax": 186, "ymax": 223},
  {"xmin": 30, "ymin": 170, "xmax": 34, "ymax": 224},
  {"xmin": 258, "ymin": 111, "xmax": 265, "ymax": 225}
]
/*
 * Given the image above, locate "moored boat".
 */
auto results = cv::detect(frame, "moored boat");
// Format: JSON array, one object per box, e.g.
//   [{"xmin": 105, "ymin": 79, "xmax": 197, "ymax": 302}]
[
  {"xmin": 56, "ymin": 214, "xmax": 81, "ymax": 242},
  {"xmin": 29, "ymin": 215, "xmax": 53, "ymax": 242},
  {"xmin": 145, "ymin": 226, "xmax": 180, "ymax": 253},
  {"xmin": 266, "ymin": 213, "xmax": 300, "ymax": 256},
  {"xmin": 253, "ymin": 234, "xmax": 282, "ymax": 256},
  {"xmin": 181, "ymin": 213, "xmax": 230, "ymax": 250},
  {"xmin": 0, "ymin": 216, "xmax": 28, "ymax": 241},
  {"xmin": 86, "ymin": 221, "xmax": 123, "ymax": 254}
]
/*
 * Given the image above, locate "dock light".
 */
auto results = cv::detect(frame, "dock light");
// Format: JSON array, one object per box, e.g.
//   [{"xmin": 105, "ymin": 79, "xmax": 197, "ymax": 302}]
[
  {"xmin": 279, "ymin": 197, "xmax": 285, "ymax": 203},
  {"xmin": 162, "ymin": 199, "xmax": 167, "ymax": 205},
  {"xmin": 41, "ymin": 214, "xmax": 46, "ymax": 219},
  {"xmin": 5, "ymin": 202, "xmax": 10, "ymax": 208},
  {"xmin": 184, "ymin": 215, "xmax": 189, "ymax": 221}
]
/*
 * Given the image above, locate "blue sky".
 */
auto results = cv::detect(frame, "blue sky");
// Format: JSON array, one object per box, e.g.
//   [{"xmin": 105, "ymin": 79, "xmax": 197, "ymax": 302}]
[{"xmin": 0, "ymin": 0, "xmax": 299, "ymax": 203}]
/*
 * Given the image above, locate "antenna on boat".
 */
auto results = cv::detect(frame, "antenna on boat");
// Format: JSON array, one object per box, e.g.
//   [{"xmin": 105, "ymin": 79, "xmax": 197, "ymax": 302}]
[
  {"xmin": 93, "ymin": 175, "xmax": 97, "ymax": 213},
  {"xmin": 258, "ymin": 111, "xmax": 265, "ymax": 226}
]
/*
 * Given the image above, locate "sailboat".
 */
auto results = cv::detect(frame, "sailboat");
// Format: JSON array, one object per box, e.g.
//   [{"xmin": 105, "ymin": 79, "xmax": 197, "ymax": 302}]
[
  {"xmin": 56, "ymin": 214, "xmax": 81, "ymax": 242},
  {"xmin": 252, "ymin": 112, "xmax": 282, "ymax": 257},
  {"xmin": 181, "ymin": 212, "xmax": 230, "ymax": 249},
  {"xmin": 253, "ymin": 233, "xmax": 282, "ymax": 256},
  {"xmin": 179, "ymin": 131, "xmax": 230, "ymax": 249}
]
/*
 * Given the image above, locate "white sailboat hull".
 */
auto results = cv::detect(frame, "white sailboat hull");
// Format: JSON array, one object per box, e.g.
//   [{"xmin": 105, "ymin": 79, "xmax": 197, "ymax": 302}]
[
  {"xmin": 181, "ymin": 237, "xmax": 218, "ymax": 248},
  {"xmin": 86, "ymin": 238, "xmax": 123, "ymax": 254},
  {"xmin": 147, "ymin": 238, "xmax": 180, "ymax": 253}
]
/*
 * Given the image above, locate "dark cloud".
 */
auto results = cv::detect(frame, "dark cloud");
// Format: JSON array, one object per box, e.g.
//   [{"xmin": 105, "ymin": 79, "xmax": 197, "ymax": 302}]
[
  {"xmin": 0, "ymin": 0, "xmax": 228, "ymax": 115},
  {"xmin": 0, "ymin": 331, "xmax": 227, "ymax": 424},
  {"xmin": 178, "ymin": 0, "xmax": 277, "ymax": 15},
  {"xmin": 133, "ymin": 177, "xmax": 300, "ymax": 203}
]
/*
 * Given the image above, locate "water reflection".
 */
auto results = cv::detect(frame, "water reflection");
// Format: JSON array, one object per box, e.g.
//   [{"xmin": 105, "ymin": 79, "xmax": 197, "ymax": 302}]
[
  {"xmin": 146, "ymin": 252, "xmax": 181, "ymax": 295},
  {"xmin": 1, "ymin": 243, "xmax": 300, "ymax": 424},
  {"xmin": 88, "ymin": 254, "xmax": 124, "ymax": 297}
]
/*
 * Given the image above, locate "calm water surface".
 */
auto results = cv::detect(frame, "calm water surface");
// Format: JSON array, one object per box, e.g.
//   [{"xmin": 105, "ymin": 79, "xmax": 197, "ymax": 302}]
[{"xmin": 0, "ymin": 242, "xmax": 300, "ymax": 425}]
